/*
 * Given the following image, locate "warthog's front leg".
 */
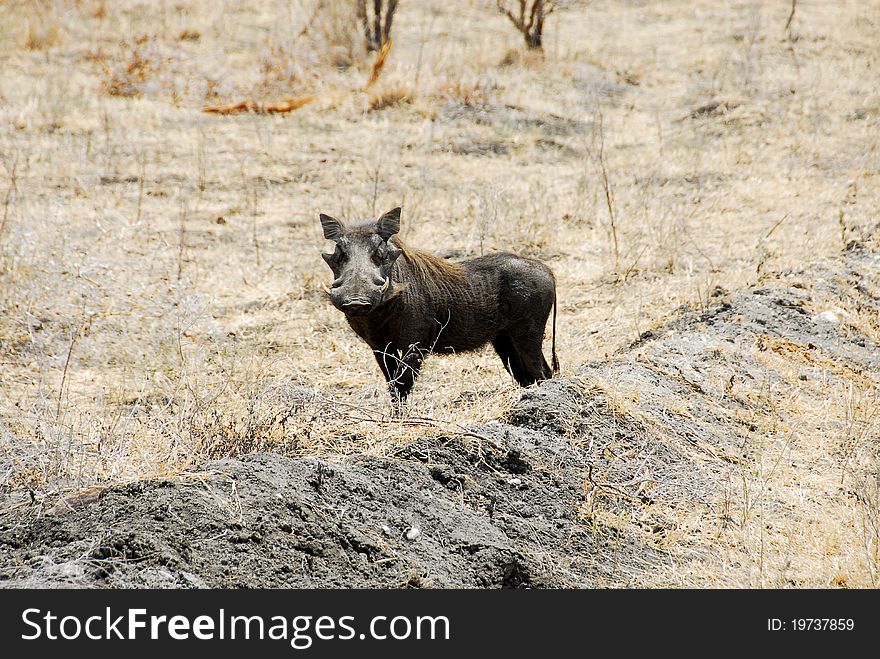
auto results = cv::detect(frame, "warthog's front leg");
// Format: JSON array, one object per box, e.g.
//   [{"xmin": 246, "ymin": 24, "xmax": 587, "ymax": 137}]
[
  {"xmin": 373, "ymin": 344, "xmax": 398, "ymax": 382},
  {"xmin": 373, "ymin": 345, "xmax": 424, "ymax": 412},
  {"xmin": 392, "ymin": 347, "xmax": 424, "ymax": 405}
]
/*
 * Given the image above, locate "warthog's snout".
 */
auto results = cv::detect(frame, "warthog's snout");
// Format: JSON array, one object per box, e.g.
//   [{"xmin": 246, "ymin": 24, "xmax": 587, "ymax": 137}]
[
  {"xmin": 340, "ymin": 297, "xmax": 373, "ymax": 313},
  {"xmin": 325, "ymin": 276, "xmax": 391, "ymax": 315}
]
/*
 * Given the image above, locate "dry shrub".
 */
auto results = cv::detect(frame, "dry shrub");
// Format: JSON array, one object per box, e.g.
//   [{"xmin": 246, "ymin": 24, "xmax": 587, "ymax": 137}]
[
  {"xmin": 257, "ymin": 38, "xmax": 310, "ymax": 94},
  {"xmin": 438, "ymin": 76, "xmax": 494, "ymax": 107},
  {"xmin": 308, "ymin": 0, "xmax": 364, "ymax": 68},
  {"xmin": 498, "ymin": 48, "xmax": 522, "ymax": 67},
  {"xmin": 367, "ymin": 80, "xmax": 411, "ymax": 111},
  {"xmin": 178, "ymin": 29, "xmax": 201, "ymax": 42},
  {"xmin": 100, "ymin": 35, "xmax": 165, "ymax": 98},
  {"xmin": 25, "ymin": 20, "xmax": 60, "ymax": 51}
]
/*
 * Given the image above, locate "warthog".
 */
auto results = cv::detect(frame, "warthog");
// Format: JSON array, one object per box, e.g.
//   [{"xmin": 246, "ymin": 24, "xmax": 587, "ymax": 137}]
[{"xmin": 319, "ymin": 207, "xmax": 559, "ymax": 406}]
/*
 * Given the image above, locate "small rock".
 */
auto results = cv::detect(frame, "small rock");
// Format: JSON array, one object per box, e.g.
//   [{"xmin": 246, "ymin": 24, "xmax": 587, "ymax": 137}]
[
  {"xmin": 381, "ymin": 525, "xmax": 391, "ymax": 536},
  {"xmin": 507, "ymin": 478, "xmax": 522, "ymax": 486},
  {"xmin": 51, "ymin": 486, "xmax": 105, "ymax": 514},
  {"xmin": 180, "ymin": 572, "xmax": 207, "ymax": 588},
  {"xmin": 864, "ymin": 92, "xmax": 880, "ymax": 110},
  {"xmin": 812, "ymin": 308, "xmax": 848, "ymax": 324},
  {"xmin": 405, "ymin": 526, "xmax": 421, "ymax": 541}
]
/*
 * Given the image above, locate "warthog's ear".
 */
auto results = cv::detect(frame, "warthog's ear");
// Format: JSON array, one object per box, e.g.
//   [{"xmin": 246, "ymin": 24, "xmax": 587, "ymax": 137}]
[
  {"xmin": 376, "ymin": 207, "xmax": 401, "ymax": 241},
  {"xmin": 319, "ymin": 213, "xmax": 345, "ymax": 241}
]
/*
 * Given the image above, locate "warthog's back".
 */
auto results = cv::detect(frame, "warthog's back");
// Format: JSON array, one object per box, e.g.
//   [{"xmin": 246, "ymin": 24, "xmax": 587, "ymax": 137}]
[
  {"xmin": 386, "ymin": 248, "xmax": 555, "ymax": 354},
  {"xmin": 462, "ymin": 252, "xmax": 556, "ymax": 324}
]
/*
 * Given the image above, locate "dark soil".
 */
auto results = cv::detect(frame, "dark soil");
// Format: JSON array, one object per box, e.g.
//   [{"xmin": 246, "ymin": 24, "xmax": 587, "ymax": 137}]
[{"xmin": 1, "ymin": 244, "xmax": 878, "ymax": 588}]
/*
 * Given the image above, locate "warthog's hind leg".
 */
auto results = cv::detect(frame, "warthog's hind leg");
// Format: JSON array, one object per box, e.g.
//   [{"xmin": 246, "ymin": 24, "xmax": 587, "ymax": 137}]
[
  {"xmin": 492, "ymin": 332, "xmax": 530, "ymax": 386},
  {"xmin": 507, "ymin": 323, "xmax": 553, "ymax": 386}
]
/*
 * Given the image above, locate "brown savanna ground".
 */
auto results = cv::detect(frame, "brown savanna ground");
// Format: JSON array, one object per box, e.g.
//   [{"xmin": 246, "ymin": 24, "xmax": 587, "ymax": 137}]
[{"xmin": 1, "ymin": 0, "xmax": 879, "ymax": 587}]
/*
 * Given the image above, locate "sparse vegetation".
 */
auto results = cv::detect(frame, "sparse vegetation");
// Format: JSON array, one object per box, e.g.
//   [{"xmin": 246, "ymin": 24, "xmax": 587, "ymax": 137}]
[{"xmin": 0, "ymin": 0, "xmax": 879, "ymax": 588}]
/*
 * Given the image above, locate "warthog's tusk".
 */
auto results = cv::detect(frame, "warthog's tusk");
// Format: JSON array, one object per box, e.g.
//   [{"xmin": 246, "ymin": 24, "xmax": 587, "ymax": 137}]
[
  {"xmin": 380, "ymin": 277, "xmax": 390, "ymax": 293},
  {"xmin": 321, "ymin": 283, "xmax": 332, "ymax": 295}
]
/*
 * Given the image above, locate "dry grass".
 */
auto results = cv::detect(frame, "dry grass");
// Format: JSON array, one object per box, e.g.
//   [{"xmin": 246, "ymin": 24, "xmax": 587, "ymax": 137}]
[{"xmin": 1, "ymin": 0, "xmax": 879, "ymax": 587}]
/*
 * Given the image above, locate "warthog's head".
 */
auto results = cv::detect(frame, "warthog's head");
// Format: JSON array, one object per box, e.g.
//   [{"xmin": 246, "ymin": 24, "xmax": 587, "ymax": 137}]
[{"xmin": 319, "ymin": 207, "xmax": 403, "ymax": 316}]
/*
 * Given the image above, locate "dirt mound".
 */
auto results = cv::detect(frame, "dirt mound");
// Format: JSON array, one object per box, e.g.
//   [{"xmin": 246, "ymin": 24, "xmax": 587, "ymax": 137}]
[{"xmin": 1, "ymin": 245, "xmax": 878, "ymax": 588}]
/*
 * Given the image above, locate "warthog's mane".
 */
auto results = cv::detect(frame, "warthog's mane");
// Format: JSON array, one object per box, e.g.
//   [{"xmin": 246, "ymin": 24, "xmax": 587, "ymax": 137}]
[{"xmin": 391, "ymin": 237, "xmax": 468, "ymax": 300}]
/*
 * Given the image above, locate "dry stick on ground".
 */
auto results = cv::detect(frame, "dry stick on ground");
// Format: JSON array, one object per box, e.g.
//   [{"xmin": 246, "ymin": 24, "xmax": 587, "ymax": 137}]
[
  {"xmin": 313, "ymin": 394, "xmax": 502, "ymax": 448},
  {"xmin": 586, "ymin": 464, "xmax": 641, "ymax": 502},
  {"xmin": 765, "ymin": 213, "xmax": 789, "ymax": 238},
  {"xmin": 202, "ymin": 96, "xmax": 315, "ymax": 115}
]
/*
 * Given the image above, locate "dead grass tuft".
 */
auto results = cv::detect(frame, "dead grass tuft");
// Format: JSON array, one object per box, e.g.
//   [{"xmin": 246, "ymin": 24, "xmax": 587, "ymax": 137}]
[
  {"xmin": 368, "ymin": 81, "xmax": 411, "ymax": 111},
  {"xmin": 178, "ymin": 29, "xmax": 202, "ymax": 42},
  {"xmin": 100, "ymin": 35, "xmax": 164, "ymax": 98},
  {"xmin": 24, "ymin": 20, "xmax": 60, "ymax": 51},
  {"xmin": 437, "ymin": 75, "xmax": 494, "ymax": 107}
]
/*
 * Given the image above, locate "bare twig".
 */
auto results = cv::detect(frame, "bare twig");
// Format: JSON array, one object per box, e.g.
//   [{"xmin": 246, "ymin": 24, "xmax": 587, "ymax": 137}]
[
  {"xmin": 0, "ymin": 155, "xmax": 19, "ymax": 239},
  {"xmin": 56, "ymin": 328, "xmax": 79, "ymax": 420},
  {"xmin": 765, "ymin": 213, "xmax": 789, "ymax": 238},
  {"xmin": 496, "ymin": 0, "xmax": 563, "ymax": 50},
  {"xmin": 586, "ymin": 464, "xmax": 640, "ymax": 501},
  {"xmin": 370, "ymin": 162, "xmax": 381, "ymax": 216},
  {"xmin": 595, "ymin": 112, "xmax": 619, "ymax": 269},
  {"xmin": 135, "ymin": 152, "xmax": 145, "ymax": 225},
  {"xmin": 177, "ymin": 200, "xmax": 187, "ymax": 281},
  {"xmin": 312, "ymin": 393, "xmax": 502, "ymax": 447},
  {"xmin": 412, "ymin": 11, "xmax": 437, "ymax": 91},
  {"xmin": 251, "ymin": 178, "xmax": 261, "ymax": 268},
  {"xmin": 622, "ymin": 244, "xmax": 649, "ymax": 283},
  {"xmin": 196, "ymin": 128, "xmax": 207, "ymax": 195},
  {"xmin": 784, "ymin": 0, "xmax": 797, "ymax": 33}
]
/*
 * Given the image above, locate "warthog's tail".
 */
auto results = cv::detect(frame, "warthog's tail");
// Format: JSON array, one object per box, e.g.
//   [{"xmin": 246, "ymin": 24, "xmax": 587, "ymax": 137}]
[{"xmin": 551, "ymin": 290, "xmax": 560, "ymax": 375}]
